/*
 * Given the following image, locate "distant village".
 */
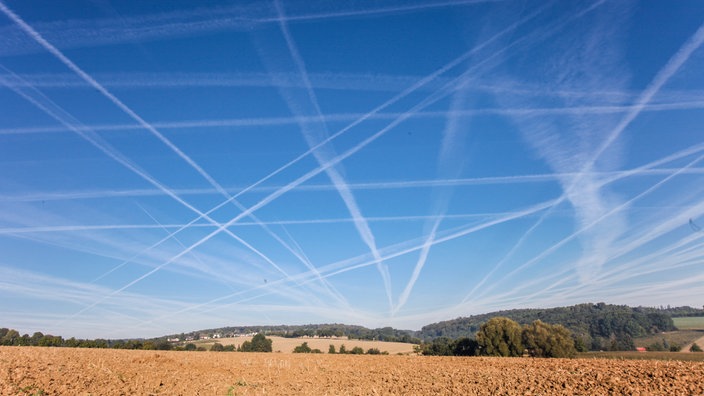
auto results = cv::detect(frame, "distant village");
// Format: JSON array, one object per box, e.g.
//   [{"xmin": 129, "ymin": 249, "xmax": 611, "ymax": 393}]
[{"xmin": 167, "ymin": 332, "xmax": 260, "ymax": 343}]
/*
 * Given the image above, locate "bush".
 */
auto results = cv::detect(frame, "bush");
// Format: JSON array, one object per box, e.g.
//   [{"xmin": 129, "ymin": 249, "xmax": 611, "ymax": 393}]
[
  {"xmin": 476, "ymin": 317, "xmax": 523, "ymax": 357},
  {"xmin": 239, "ymin": 333, "xmax": 273, "ymax": 352},
  {"xmin": 366, "ymin": 348, "xmax": 381, "ymax": 355},
  {"xmin": 184, "ymin": 343, "xmax": 197, "ymax": 351},
  {"xmin": 522, "ymin": 320, "xmax": 576, "ymax": 358},
  {"xmin": 453, "ymin": 338, "xmax": 479, "ymax": 356},
  {"xmin": 647, "ymin": 342, "xmax": 664, "ymax": 351},
  {"xmin": 210, "ymin": 343, "xmax": 224, "ymax": 352},
  {"xmin": 328, "ymin": 344, "xmax": 336, "ymax": 354},
  {"xmin": 690, "ymin": 343, "xmax": 703, "ymax": 352},
  {"xmin": 293, "ymin": 342, "xmax": 312, "ymax": 353},
  {"xmin": 349, "ymin": 346, "xmax": 364, "ymax": 354}
]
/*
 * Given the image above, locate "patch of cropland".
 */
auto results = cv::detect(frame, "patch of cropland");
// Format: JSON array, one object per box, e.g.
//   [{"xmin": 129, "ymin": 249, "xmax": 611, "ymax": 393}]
[
  {"xmin": 2, "ymin": 347, "xmax": 704, "ymax": 395},
  {"xmin": 673, "ymin": 316, "xmax": 704, "ymax": 330}
]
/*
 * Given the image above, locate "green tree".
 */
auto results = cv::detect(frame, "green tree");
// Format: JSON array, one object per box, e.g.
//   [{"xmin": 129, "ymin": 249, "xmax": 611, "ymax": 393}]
[
  {"xmin": 690, "ymin": 342, "xmax": 703, "ymax": 352},
  {"xmin": 210, "ymin": 342, "xmax": 224, "ymax": 352},
  {"xmin": 452, "ymin": 337, "xmax": 479, "ymax": 356},
  {"xmin": 328, "ymin": 344, "xmax": 336, "ymax": 354},
  {"xmin": 31, "ymin": 332, "xmax": 44, "ymax": 346},
  {"xmin": 522, "ymin": 320, "xmax": 576, "ymax": 358},
  {"xmin": 1, "ymin": 329, "xmax": 20, "ymax": 346},
  {"xmin": 339, "ymin": 344, "xmax": 347, "ymax": 354},
  {"xmin": 239, "ymin": 333, "xmax": 273, "ymax": 352},
  {"xmin": 420, "ymin": 337, "xmax": 454, "ymax": 356},
  {"xmin": 293, "ymin": 342, "xmax": 312, "ymax": 353},
  {"xmin": 366, "ymin": 348, "xmax": 381, "ymax": 355},
  {"xmin": 184, "ymin": 343, "xmax": 197, "ymax": 351},
  {"xmin": 476, "ymin": 317, "xmax": 523, "ymax": 357},
  {"xmin": 350, "ymin": 346, "xmax": 364, "ymax": 354}
]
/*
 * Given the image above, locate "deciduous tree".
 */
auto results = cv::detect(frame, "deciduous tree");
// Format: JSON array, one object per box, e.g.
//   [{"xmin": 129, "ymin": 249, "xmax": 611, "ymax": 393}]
[{"xmin": 476, "ymin": 317, "xmax": 523, "ymax": 357}]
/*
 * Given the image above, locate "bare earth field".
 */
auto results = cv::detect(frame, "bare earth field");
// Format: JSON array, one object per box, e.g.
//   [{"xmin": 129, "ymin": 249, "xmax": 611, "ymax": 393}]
[{"xmin": 3, "ymin": 347, "xmax": 704, "ymax": 395}]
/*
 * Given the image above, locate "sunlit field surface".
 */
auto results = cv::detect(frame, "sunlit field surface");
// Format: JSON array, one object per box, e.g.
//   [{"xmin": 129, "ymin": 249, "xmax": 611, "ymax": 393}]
[{"xmin": 2, "ymin": 347, "xmax": 704, "ymax": 395}]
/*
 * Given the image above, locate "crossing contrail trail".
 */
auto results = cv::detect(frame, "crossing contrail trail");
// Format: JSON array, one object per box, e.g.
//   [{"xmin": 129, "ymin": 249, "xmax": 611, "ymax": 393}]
[
  {"xmin": 470, "ymin": 18, "xmax": 704, "ymax": 298},
  {"xmin": 0, "ymin": 67, "xmax": 322, "ymax": 322},
  {"xmin": 5, "ymin": 0, "xmax": 603, "ymax": 321},
  {"xmin": 271, "ymin": 0, "xmax": 393, "ymax": 311},
  {"xmin": 0, "ymin": 0, "xmax": 352, "ymax": 306},
  {"xmin": 75, "ymin": 0, "xmax": 606, "ymax": 321}
]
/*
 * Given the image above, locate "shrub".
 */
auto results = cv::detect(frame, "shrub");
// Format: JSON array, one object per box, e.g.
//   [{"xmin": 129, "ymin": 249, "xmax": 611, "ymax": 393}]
[
  {"xmin": 210, "ymin": 343, "xmax": 224, "ymax": 352},
  {"xmin": 293, "ymin": 342, "xmax": 312, "ymax": 353},
  {"xmin": 349, "ymin": 346, "xmax": 364, "ymax": 354},
  {"xmin": 523, "ymin": 320, "xmax": 576, "ymax": 358},
  {"xmin": 476, "ymin": 317, "xmax": 523, "ymax": 357},
  {"xmin": 690, "ymin": 343, "xmax": 703, "ymax": 352},
  {"xmin": 239, "ymin": 333, "xmax": 273, "ymax": 352},
  {"xmin": 647, "ymin": 342, "xmax": 665, "ymax": 352}
]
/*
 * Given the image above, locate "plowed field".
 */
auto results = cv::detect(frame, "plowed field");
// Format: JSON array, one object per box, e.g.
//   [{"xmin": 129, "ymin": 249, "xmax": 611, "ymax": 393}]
[{"xmin": 2, "ymin": 346, "xmax": 704, "ymax": 395}]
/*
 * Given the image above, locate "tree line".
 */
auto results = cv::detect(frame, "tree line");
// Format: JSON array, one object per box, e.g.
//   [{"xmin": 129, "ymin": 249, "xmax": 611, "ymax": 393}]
[
  {"xmin": 419, "ymin": 318, "xmax": 577, "ymax": 358},
  {"xmin": 419, "ymin": 303, "xmax": 680, "ymax": 351},
  {"xmin": 291, "ymin": 341, "xmax": 388, "ymax": 355},
  {"xmin": 175, "ymin": 323, "xmax": 421, "ymax": 344},
  {"xmin": 0, "ymin": 328, "xmax": 275, "ymax": 352}
]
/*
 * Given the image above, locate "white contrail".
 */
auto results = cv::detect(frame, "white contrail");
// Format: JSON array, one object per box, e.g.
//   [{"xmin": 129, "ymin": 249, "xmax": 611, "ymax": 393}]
[
  {"xmin": 277, "ymin": 223, "xmax": 351, "ymax": 308},
  {"xmin": 0, "ymin": 212, "xmax": 511, "ymax": 235},
  {"xmin": 75, "ymin": 0, "xmax": 602, "ymax": 318},
  {"xmin": 31, "ymin": 0, "xmax": 594, "ymax": 318},
  {"xmin": 0, "ymin": 68, "xmax": 308, "ymax": 313},
  {"xmin": 126, "ymin": 197, "xmax": 558, "ymax": 328},
  {"xmin": 4, "ymin": 167, "xmax": 704, "ymax": 203},
  {"xmin": 0, "ymin": 1, "xmax": 347, "ymax": 305},
  {"xmin": 271, "ymin": 0, "xmax": 393, "ymax": 311},
  {"xmin": 394, "ymin": 75, "xmax": 472, "ymax": 314},
  {"xmin": 472, "ymin": 19, "xmax": 704, "ymax": 297},
  {"xmin": 0, "ymin": 0, "xmax": 499, "ymax": 57},
  {"xmin": 483, "ymin": 151, "xmax": 704, "ymax": 304},
  {"xmin": 8, "ymin": 100, "xmax": 704, "ymax": 136},
  {"xmin": 0, "ymin": 1, "xmax": 223, "ymax": 196},
  {"xmin": 469, "ymin": 142, "xmax": 704, "ymax": 302}
]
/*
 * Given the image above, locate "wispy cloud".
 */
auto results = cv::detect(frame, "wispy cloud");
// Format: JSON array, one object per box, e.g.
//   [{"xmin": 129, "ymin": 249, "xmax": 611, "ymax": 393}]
[{"xmin": 481, "ymin": 4, "xmax": 704, "ymax": 288}]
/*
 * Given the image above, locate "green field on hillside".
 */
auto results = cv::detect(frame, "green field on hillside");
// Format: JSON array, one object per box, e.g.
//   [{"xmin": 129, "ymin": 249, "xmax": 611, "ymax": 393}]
[{"xmin": 673, "ymin": 317, "xmax": 704, "ymax": 330}]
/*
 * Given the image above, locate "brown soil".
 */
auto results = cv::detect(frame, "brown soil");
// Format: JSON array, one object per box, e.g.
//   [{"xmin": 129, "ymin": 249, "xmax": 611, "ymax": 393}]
[{"xmin": 2, "ymin": 346, "xmax": 704, "ymax": 395}]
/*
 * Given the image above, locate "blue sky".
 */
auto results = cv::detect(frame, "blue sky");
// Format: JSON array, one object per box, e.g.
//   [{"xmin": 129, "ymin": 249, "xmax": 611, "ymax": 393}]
[{"xmin": 1, "ymin": 0, "xmax": 704, "ymax": 339}]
